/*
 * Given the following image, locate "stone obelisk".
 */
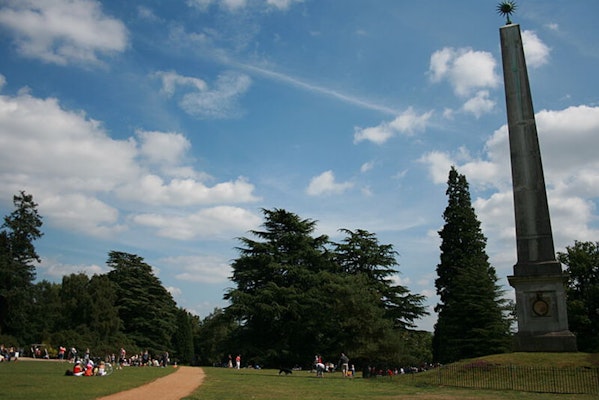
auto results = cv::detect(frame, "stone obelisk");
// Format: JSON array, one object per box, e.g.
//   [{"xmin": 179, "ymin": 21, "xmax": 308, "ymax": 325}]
[{"xmin": 500, "ymin": 22, "xmax": 576, "ymax": 351}]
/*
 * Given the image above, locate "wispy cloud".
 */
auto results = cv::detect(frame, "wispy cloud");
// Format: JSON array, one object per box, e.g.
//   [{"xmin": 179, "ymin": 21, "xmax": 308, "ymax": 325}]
[{"xmin": 237, "ymin": 62, "xmax": 400, "ymax": 115}]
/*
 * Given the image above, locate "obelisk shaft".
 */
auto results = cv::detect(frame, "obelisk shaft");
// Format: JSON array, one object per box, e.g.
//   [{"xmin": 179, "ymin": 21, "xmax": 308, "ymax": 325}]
[
  {"xmin": 500, "ymin": 24, "xmax": 560, "ymax": 276},
  {"xmin": 501, "ymin": 23, "xmax": 576, "ymax": 351}
]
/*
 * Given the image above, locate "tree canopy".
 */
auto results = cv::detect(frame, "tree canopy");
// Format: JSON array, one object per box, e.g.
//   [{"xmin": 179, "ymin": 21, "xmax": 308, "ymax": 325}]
[
  {"xmin": 557, "ymin": 241, "xmax": 599, "ymax": 352},
  {"xmin": 224, "ymin": 208, "xmax": 428, "ymax": 368}
]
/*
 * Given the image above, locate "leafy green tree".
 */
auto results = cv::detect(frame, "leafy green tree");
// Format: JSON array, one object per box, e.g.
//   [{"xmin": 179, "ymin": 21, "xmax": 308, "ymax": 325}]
[
  {"xmin": 0, "ymin": 191, "xmax": 43, "ymax": 341},
  {"xmin": 107, "ymin": 251, "xmax": 178, "ymax": 353},
  {"xmin": 30, "ymin": 280, "xmax": 63, "ymax": 341},
  {"xmin": 557, "ymin": 241, "xmax": 599, "ymax": 352},
  {"xmin": 195, "ymin": 308, "xmax": 236, "ymax": 366},
  {"xmin": 433, "ymin": 167, "xmax": 511, "ymax": 363}
]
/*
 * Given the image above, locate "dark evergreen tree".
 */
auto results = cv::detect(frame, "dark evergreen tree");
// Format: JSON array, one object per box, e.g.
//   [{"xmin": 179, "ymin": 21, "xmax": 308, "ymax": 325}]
[
  {"xmin": 433, "ymin": 167, "xmax": 511, "ymax": 363},
  {"xmin": 224, "ymin": 208, "xmax": 333, "ymax": 367},
  {"xmin": 557, "ymin": 241, "xmax": 599, "ymax": 352},
  {"xmin": 171, "ymin": 308, "xmax": 195, "ymax": 364},
  {"xmin": 0, "ymin": 191, "xmax": 43, "ymax": 341},
  {"xmin": 61, "ymin": 273, "xmax": 93, "ymax": 332},
  {"xmin": 107, "ymin": 251, "xmax": 178, "ymax": 353},
  {"xmin": 333, "ymin": 228, "xmax": 428, "ymax": 329},
  {"xmin": 224, "ymin": 209, "xmax": 431, "ymax": 368},
  {"xmin": 87, "ymin": 274, "xmax": 122, "ymax": 344}
]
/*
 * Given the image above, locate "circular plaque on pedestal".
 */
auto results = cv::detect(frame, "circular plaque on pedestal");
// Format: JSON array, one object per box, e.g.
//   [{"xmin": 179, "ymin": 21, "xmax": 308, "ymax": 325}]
[{"xmin": 532, "ymin": 299, "xmax": 549, "ymax": 316}]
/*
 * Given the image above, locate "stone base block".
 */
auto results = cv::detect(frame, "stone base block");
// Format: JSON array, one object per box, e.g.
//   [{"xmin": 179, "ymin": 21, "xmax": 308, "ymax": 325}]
[{"xmin": 513, "ymin": 331, "xmax": 577, "ymax": 352}]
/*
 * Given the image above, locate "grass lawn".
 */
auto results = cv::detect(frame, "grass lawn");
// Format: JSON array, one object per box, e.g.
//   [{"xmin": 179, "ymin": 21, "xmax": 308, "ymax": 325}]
[
  {"xmin": 0, "ymin": 359, "xmax": 175, "ymax": 400},
  {"xmin": 189, "ymin": 365, "xmax": 598, "ymax": 400},
  {"xmin": 2, "ymin": 353, "xmax": 597, "ymax": 400}
]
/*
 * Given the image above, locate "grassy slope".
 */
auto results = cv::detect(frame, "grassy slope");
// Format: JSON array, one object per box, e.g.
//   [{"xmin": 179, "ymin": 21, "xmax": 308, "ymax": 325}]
[{"xmin": 462, "ymin": 352, "xmax": 599, "ymax": 367}]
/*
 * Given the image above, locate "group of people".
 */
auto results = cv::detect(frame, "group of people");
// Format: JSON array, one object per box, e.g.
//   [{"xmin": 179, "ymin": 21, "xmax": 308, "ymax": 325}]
[
  {"xmin": 63, "ymin": 346, "xmax": 170, "ymax": 377},
  {"xmin": 69, "ymin": 359, "xmax": 108, "ymax": 376},
  {"xmin": 227, "ymin": 354, "xmax": 241, "ymax": 369},
  {"xmin": 122, "ymin": 349, "xmax": 170, "ymax": 367},
  {"xmin": 314, "ymin": 353, "xmax": 354, "ymax": 377},
  {"xmin": 0, "ymin": 345, "xmax": 19, "ymax": 362}
]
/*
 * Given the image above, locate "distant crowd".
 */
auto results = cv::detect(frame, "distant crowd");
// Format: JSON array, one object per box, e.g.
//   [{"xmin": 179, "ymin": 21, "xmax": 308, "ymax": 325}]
[
  {"xmin": 0, "ymin": 344, "xmax": 21, "ymax": 362},
  {"xmin": 63, "ymin": 346, "xmax": 171, "ymax": 368}
]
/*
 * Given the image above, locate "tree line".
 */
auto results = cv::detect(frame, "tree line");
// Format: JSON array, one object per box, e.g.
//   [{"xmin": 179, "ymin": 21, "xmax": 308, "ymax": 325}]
[{"xmin": 1, "ymin": 167, "xmax": 596, "ymax": 368}]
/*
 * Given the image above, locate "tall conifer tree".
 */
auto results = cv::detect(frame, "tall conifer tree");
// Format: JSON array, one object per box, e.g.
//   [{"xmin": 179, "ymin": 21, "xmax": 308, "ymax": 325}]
[
  {"xmin": 433, "ymin": 167, "xmax": 510, "ymax": 363},
  {"xmin": 0, "ymin": 191, "xmax": 43, "ymax": 341}
]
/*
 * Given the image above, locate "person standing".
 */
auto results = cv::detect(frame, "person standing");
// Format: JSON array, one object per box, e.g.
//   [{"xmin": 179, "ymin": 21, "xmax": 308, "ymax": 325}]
[
  {"xmin": 235, "ymin": 354, "xmax": 241, "ymax": 369},
  {"xmin": 119, "ymin": 347, "xmax": 126, "ymax": 369},
  {"xmin": 338, "ymin": 353, "xmax": 349, "ymax": 377}
]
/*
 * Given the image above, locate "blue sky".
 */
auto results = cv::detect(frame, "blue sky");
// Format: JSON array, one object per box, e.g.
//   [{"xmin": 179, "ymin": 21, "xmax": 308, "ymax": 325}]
[{"xmin": 1, "ymin": 0, "xmax": 598, "ymax": 332}]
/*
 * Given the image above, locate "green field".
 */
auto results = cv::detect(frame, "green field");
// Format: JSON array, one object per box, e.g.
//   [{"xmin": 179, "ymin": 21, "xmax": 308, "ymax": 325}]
[
  {"xmin": 0, "ymin": 359, "xmax": 175, "ymax": 400},
  {"xmin": 2, "ymin": 353, "xmax": 598, "ymax": 400}
]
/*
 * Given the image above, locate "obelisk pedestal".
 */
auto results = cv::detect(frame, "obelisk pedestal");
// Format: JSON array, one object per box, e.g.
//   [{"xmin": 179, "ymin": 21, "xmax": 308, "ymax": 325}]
[{"xmin": 500, "ymin": 23, "xmax": 576, "ymax": 352}]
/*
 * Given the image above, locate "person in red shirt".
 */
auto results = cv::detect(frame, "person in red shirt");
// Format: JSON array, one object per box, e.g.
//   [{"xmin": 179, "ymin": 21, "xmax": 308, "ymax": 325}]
[
  {"xmin": 73, "ymin": 361, "xmax": 84, "ymax": 376},
  {"xmin": 84, "ymin": 361, "xmax": 94, "ymax": 376}
]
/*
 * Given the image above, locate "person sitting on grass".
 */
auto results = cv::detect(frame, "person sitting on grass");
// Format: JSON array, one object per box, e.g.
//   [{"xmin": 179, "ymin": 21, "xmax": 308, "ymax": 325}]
[
  {"xmin": 73, "ymin": 361, "xmax": 84, "ymax": 376},
  {"xmin": 96, "ymin": 361, "xmax": 106, "ymax": 376},
  {"xmin": 84, "ymin": 360, "xmax": 94, "ymax": 376}
]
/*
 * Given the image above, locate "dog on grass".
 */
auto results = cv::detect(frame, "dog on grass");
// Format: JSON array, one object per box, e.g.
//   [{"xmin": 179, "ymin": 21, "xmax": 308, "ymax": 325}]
[{"xmin": 278, "ymin": 367, "xmax": 293, "ymax": 375}]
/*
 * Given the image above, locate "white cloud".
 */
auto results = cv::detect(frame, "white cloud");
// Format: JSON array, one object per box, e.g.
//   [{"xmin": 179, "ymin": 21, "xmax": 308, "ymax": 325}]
[
  {"xmin": 429, "ymin": 47, "xmax": 500, "ymax": 97},
  {"xmin": 0, "ymin": 0, "xmax": 127, "ymax": 66},
  {"xmin": 360, "ymin": 161, "xmax": 375, "ymax": 173},
  {"xmin": 462, "ymin": 90, "xmax": 496, "ymax": 118},
  {"xmin": 187, "ymin": 0, "xmax": 303, "ymax": 12},
  {"xmin": 38, "ymin": 258, "xmax": 107, "ymax": 279},
  {"xmin": 483, "ymin": 105, "xmax": 599, "ymax": 192},
  {"xmin": 0, "ymin": 79, "xmax": 260, "ymax": 239},
  {"xmin": 132, "ymin": 206, "xmax": 261, "ymax": 240},
  {"xmin": 306, "ymin": 170, "xmax": 353, "ymax": 196},
  {"xmin": 522, "ymin": 30, "xmax": 551, "ymax": 68},
  {"xmin": 421, "ymin": 105, "xmax": 599, "ymax": 271},
  {"xmin": 136, "ymin": 130, "xmax": 191, "ymax": 166},
  {"xmin": 266, "ymin": 0, "xmax": 304, "ymax": 11},
  {"xmin": 353, "ymin": 123, "xmax": 394, "ymax": 145},
  {"xmin": 117, "ymin": 175, "xmax": 259, "ymax": 206},
  {"xmin": 418, "ymin": 151, "xmax": 455, "ymax": 184},
  {"xmin": 354, "ymin": 107, "xmax": 433, "ymax": 144},
  {"xmin": 164, "ymin": 255, "xmax": 233, "ymax": 284},
  {"xmin": 156, "ymin": 70, "xmax": 252, "ymax": 119}
]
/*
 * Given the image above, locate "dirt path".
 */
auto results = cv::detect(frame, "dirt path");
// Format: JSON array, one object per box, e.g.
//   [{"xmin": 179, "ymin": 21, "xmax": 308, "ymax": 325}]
[{"xmin": 96, "ymin": 366, "xmax": 205, "ymax": 400}]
